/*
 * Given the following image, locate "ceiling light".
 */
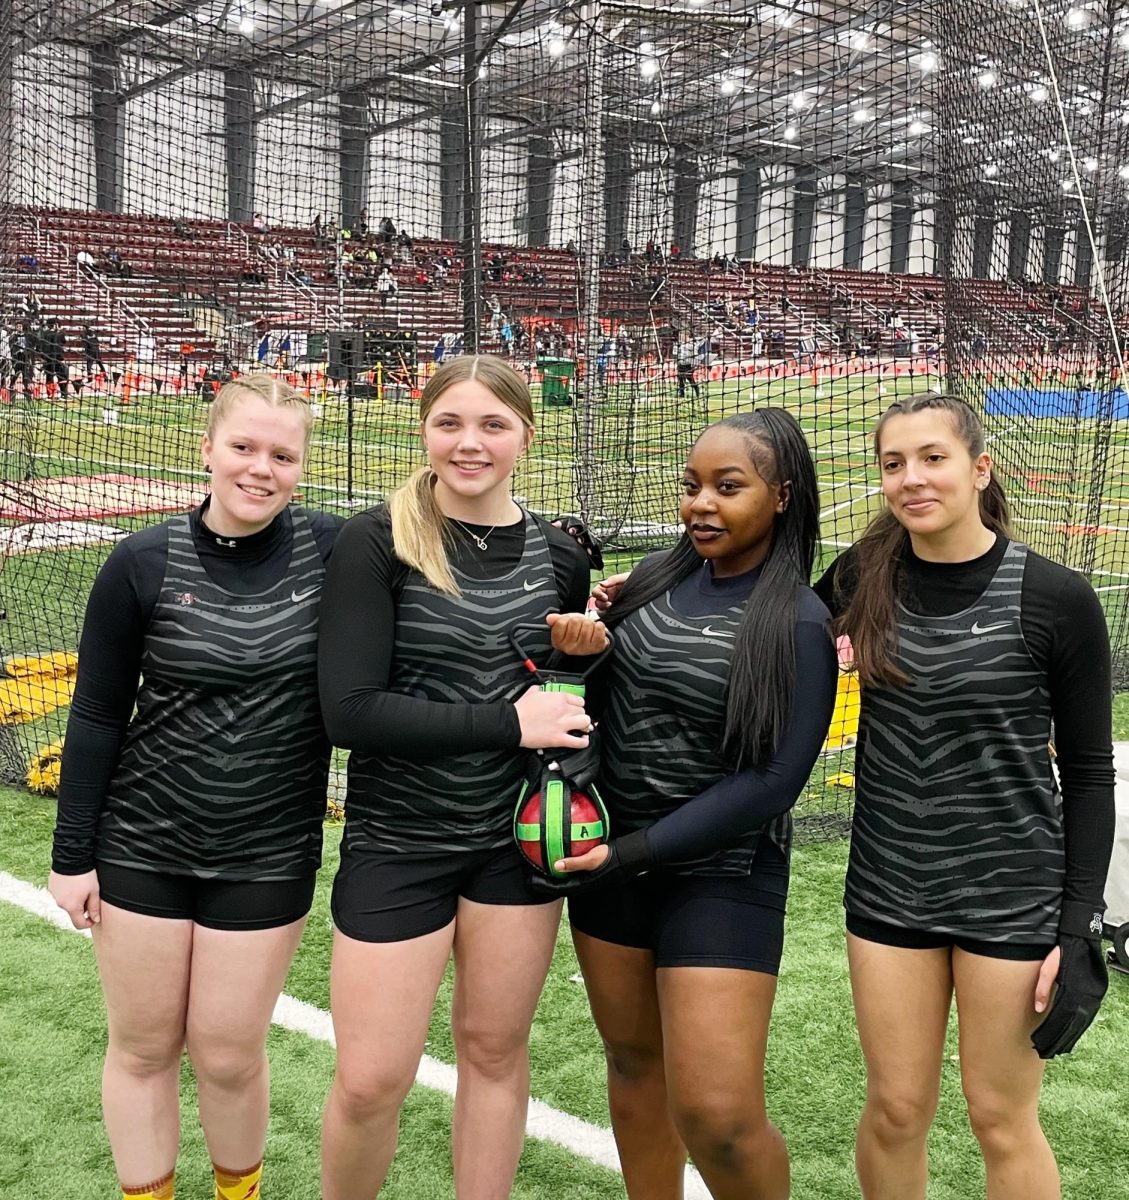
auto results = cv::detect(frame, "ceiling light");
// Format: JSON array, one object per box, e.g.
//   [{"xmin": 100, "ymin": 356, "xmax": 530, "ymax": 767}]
[
  {"xmin": 1030, "ymin": 84, "xmax": 1049, "ymax": 102},
  {"xmin": 640, "ymin": 58, "xmax": 659, "ymax": 78},
  {"xmin": 917, "ymin": 51, "xmax": 938, "ymax": 71},
  {"xmin": 791, "ymin": 89, "xmax": 812, "ymax": 111},
  {"xmin": 783, "ymin": 125, "xmax": 797, "ymax": 141},
  {"xmin": 1084, "ymin": 156, "xmax": 1099, "ymax": 171},
  {"xmin": 639, "ymin": 41, "xmax": 654, "ymax": 53},
  {"xmin": 1119, "ymin": 164, "xmax": 1129, "ymax": 178},
  {"xmin": 852, "ymin": 107, "xmax": 870, "ymax": 123},
  {"xmin": 909, "ymin": 119, "xmax": 926, "ymax": 135},
  {"xmin": 1062, "ymin": 178, "xmax": 1074, "ymax": 191},
  {"xmin": 1066, "ymin": 7, "xmax": 1091, "ymax": 28},
  {"xmin": 720, "ymin": 78, "xmax": 737, "ymax": 96},
  {"xmin": 548, "ymin": 37, "xmax": 567, "ymax": 57},
  {"xmin": 650, "ymin": 99, "xmax": 662, "ymax": 116},
  {"xmin": 984, "ymin": 163, "xmax": 999, "ymax": 177},
  {"xmin": 238, "ymin": 14, "xmax": 255, "ymax": 33},
  {"xmin": 978, "ymin": 69, "xmax": 997, "ymax": 89}
]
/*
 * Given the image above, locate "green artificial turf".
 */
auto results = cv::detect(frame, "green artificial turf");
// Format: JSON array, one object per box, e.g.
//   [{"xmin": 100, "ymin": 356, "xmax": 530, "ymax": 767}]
[{"xmin": 2, "ymin": 786, "xmax": 1127, "ymax": 1198}]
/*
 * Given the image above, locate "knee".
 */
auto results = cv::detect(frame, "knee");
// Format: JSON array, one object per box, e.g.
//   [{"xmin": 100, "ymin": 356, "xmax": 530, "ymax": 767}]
[
  {"xmin": 332, "ymin": 1059, "xmax": 415, "ymax": 1124},
  {"xmin": 453, "ymin": 1020, "xmax": 529, "ymax": 1083},
  {"xmin": 107, "ymin": 1027, "xmax": 185, "ymax": 1079},
  {"xmin": 864, "ymin": 1087, "xmax": 938, "ymax": 1147},
  {"xmin": 964, "ymin": 1086, "xmax": 1034, "ymax": 1155},
  {"xmin": 187, "ymin": 1036, "xmax": 265, "ymax": 1093},
  {"xmin": 672, "ymin": 1100, "xmax": 773, "ymax": 1174},
  {"xmin": 602, "ymin": 1039, "xmax": 665, "ymax": 1088}
]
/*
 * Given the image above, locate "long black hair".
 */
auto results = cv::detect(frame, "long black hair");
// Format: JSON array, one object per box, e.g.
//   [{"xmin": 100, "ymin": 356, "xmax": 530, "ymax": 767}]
[{"xmin": 606, "ymin": 408, "xmax": 822, "ymax": 768}]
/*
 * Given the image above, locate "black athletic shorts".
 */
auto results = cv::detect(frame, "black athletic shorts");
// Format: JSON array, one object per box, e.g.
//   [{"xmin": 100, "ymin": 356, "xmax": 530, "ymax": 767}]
[
  {"xmin": 96, "ymin": 861, "xmax": 316, "ymax": 931},
  {"xmin": 847, "ymin": 914, "xmax": 1054, "ymax": 962},
  {"xmin": 568, "ymin": 838, "xmax": 790, "ymax": 974},
  {"xmin": 332, "ymin": 837, "xmax": 558, "ymax": 943}
]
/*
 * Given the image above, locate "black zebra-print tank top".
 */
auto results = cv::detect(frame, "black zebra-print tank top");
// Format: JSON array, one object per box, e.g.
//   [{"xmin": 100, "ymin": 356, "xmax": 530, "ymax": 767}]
[
  {"xmin": 598, "ymin": 585, "xmax": 790, "ymax": 876},
  {"xmin": 342, "ymin": 509, "xmax": 560, "ymax": 853},
  {"xmin": 846, "ymin": 541, "xmax": 1063, "ymax": 942},
  {"xmin": 96, "ymin": 510, "xmax": 329, "ymax": 880}
]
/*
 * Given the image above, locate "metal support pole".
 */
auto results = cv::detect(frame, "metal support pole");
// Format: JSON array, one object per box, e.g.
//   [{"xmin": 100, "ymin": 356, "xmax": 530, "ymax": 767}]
[
  {"xmin": 461, "ymin": 0, "xmax": 483, "ymax": 352},
  {"xmin": 576, "ymin": 3, "xmax": 605, "ymax": 521}
]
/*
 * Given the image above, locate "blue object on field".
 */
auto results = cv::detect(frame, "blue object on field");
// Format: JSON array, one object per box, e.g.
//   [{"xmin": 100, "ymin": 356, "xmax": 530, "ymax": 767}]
[{"xmin": 986, "ymin": 388, "xmax": 1129, "ymax": 419}]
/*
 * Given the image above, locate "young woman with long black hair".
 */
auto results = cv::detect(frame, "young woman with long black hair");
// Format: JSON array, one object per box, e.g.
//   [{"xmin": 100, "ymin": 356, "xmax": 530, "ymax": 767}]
[
  {"xmin": 49, "ymin": 374, "xmax": 341, "ymax": 1200},
  {"xmin": 316, "ymin": 355, "xmax": 592, "ymax": 1199},
  {"xmin": 815, "ymin": 393, "xmax": 1114, "ymax": 1200},
  {"xmin": 551, "ymin": 409, "xmax": 838, "ymax": 1200}
]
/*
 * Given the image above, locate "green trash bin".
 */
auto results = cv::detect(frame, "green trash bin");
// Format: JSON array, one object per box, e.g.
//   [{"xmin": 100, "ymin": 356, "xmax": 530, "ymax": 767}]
[{"xmin": 537, "ymin": 356, "xmax": 576, "ymax": 406}]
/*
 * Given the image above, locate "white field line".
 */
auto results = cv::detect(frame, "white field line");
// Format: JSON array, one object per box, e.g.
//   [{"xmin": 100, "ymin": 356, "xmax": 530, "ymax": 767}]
[{"xmin": 0, "ymin": 870, "xmax": 709, "ymax": 1197}]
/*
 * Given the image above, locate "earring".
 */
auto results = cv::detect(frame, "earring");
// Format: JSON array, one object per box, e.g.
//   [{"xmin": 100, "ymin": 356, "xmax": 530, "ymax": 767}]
[{"xmin": 204, "ymin": 463, "xmax": 212, "ymax": 474}]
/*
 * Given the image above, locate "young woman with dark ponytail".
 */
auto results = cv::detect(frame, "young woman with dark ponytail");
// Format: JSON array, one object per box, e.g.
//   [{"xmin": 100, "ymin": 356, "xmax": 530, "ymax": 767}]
[
  {"xmin": 316, "ymin": 356, "xmax": 592, "ymax": 1199},
  {"xmin": 814, "ymin": 393, "xmax": 1114, "ymax": 1200},
  {"xmin": 551, "ymin": 409, "xmax": 837, "ymax": 1200}
]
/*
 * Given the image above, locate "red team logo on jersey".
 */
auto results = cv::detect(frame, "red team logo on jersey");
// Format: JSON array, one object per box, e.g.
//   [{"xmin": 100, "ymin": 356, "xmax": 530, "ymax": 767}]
[{"xmin": 177, "ymin": 592, "xmax": 195, "ymax": 606}]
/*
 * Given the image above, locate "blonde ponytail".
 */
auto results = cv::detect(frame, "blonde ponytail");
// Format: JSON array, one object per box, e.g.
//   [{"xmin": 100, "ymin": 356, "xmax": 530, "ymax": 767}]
[{"xmin": 388, "ymin": 465, "xmax": 460, "ymax": 596}]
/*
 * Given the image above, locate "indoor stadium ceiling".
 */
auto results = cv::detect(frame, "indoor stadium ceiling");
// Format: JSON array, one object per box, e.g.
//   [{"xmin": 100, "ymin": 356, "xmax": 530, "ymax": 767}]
[{"xmin": 23, "ymin": 0, "xmax": 1129, "ymax": 201}]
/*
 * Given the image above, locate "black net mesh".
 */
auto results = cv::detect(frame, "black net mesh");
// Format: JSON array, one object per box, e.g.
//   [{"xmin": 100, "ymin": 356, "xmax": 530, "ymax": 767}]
[{"xmin": 0, "ymin": 0, "xmax": 1126, "ymax": 833}]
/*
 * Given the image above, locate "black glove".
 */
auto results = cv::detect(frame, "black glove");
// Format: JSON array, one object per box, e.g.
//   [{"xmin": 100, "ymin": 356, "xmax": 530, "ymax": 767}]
[
  {"xmin": 551, "ymin": 514, "xmax": 605, "ymax": 570},
  {"xmin": 1031, "ymin": 902, "xmax": 1108, "ymax": 1056},
  {"xmin": 529, "ymin": 827, "xmax": 654, "ymax": 896}
]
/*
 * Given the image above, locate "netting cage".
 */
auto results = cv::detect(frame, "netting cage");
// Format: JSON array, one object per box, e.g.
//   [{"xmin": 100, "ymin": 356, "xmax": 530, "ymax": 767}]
[{"xmin": 1, "ymin": 0, "xmax": 1128, "ymax": 834}]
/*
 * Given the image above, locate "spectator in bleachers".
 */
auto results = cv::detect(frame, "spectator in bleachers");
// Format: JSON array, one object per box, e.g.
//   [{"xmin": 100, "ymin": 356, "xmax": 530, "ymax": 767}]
[
  {"xmin": 313, "ymin": 213, "xmax": 325, "ymax": 247},
  {"xmin": 770, "ymin": 328, "xmax": 786, "ymax": 356},
  {"xmin": 432, "ymin": 258, "xmax": 449, "ymax": 286},
  {"xmin": 780, "ymin": 288, "xmax": 792, "ymax": 314},
  {"xmin": 173, "ymin": 219, "xmax": 193, "ymax": 240},
  {"xmin": 103, "ymin": 247, "xmax": 133, "ymax": 278},
  {"xmin": 670, "ymin": 241, "xmax": 682, "ymax": 259},
  {"xmin": 378, "ymin": 215, "xmax": 396, "ymax": 242},
  {"xmin": 0, "ymin": 326, "xmax": 10, "ymax": 391},
  {"xmin": 77, "ymin": 249, "xmax": 97, "ymax": 278},
  {"xmin": 16, "ymin": 252, "xmax": 40, "ymax": 273},
  {"xmin": 376, "ymin": 266, "xmax": 398, "ymax": 305},
  {"xmin": 252, "ymin": 212, "xmax": 270, "ymax": 234},
  {"xmin": 287, "ymin": 267, "xmax": 312, "ymax": 287},
  {"xmin": 619, "ymin": 235, "xmax": 632, "ymax": 264},
  {"xmin": 565, "ymin": 238, "xmax": 578, "ymax": 256},
  {"xmin": 356, "ymin": 208, "xmax": 369, "ymax": 236},
  {"xmin": 240, "ymin": 261, "xmax": 267, "ymax": 284}
]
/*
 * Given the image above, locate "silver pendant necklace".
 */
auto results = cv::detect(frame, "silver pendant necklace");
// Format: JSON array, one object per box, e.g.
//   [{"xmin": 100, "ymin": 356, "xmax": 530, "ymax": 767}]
[{"xmin": 451, "ymin": 518, "xmax": 497, "ymax": 551}]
